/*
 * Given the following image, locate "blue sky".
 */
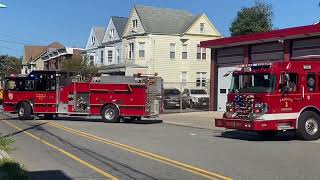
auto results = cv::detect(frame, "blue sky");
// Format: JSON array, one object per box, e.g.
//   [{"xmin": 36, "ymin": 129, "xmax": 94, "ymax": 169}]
[{"xmin": 0, "ymin": 0, "xmax": 319, "ymax": 57}]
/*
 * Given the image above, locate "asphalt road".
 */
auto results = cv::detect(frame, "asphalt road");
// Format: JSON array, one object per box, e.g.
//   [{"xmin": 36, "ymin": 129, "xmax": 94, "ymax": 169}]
[{"xmin": 1, "ymin": 113, "xmax": 320, "ymax": 180}]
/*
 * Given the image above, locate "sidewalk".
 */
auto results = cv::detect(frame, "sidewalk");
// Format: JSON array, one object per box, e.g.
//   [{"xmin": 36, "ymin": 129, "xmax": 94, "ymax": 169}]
[{"xmin": 160, "ymin": 111, "xmax": 225, "ymax": 131}]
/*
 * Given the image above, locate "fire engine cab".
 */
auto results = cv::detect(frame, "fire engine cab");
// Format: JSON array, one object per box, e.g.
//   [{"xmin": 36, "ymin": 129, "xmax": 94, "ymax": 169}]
[
  {"xmin": 215, "ymin": 60, "xmax": 320, "ymax": 140},
  {"xmin": 3, "ymin": 70, "xmax": 163, "ymax": 123}
]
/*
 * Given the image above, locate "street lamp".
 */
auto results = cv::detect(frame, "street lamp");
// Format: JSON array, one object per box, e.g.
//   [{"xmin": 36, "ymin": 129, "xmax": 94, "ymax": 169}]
[{"xmin": 0, "ymin": 3, "xmax": 7, "ymax": 8}]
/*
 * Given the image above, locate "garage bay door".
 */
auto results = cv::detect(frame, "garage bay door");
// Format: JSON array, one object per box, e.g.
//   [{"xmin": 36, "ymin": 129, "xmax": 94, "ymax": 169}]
[
  {"xmin": 217, "ymin": 66, "xmax": 237, "ymax": 111},
  {"xmin": 216, "ymin": 47, "xmax": 243, "ymax": 111}
]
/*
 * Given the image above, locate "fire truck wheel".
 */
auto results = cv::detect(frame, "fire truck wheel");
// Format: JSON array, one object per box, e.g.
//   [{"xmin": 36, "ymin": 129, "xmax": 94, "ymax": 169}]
[
  {"xmin": 296, "ymin": 110, "xmax": 320, "ymax": 140},
  {"xmin": 17, "ymin": 102, "xmax": 32, "ymax": 120},
  {"xmin": 101, "ymin": 104, "xmax": 120, "ymax": 123}
]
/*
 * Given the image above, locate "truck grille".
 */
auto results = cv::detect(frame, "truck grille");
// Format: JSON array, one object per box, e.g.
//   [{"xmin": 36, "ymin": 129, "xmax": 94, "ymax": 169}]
[
  {"xmin": 198, "ymin": 97, "xmax": 209, "ymax": 103},
  {"xmin": 234, "ymin": 95, "xmax": 254, "ymax": 119}
]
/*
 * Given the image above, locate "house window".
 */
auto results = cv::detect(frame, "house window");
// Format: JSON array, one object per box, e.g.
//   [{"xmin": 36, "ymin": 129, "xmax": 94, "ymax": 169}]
[
  {"xmin": 197, "ymin": 45, "xmax": 206, "ymax": 60},
  {"xmin": 196, "ymin": 72, "xmax": 206, "ymax": 87},
  {"xmin": 116, "ymin": 49, "xmax": 120, "ymax": 63},
  {"xmin": 110, "ymin": 29, "xmax": 114, "ymax": 38},
  {"xmin": 139, "ymin": 42, "xmax": 145, "ymax": 58},
  {"xmin": 129, "ymin": 43, "xmax": 134, "ymax": 59},
  {"xmin": 100, "ymin": 50, "xmax": 104, "ymax": 64},
  {"xmin": 200, "ymin": 23, "xmax": 205, "ymax": 33},
  {"xmin": 91, "ymin": 36, "xmax": 95, "ymax": 45},
  {"xmin": 170, "ymin": 43, "xmax": 175, "ymax": 59},
  {"xmin": 181, "ymin": 72, "xmax": 187, "ymax": 85},
  {"xmin": 133, "ymin": 20, "xmax": 138, "ymax": 30},
  {"xmin": 108, "ymin": 50, "xmax": 112, "ymax": 63},
  {"xmin": 182, "ymin": 44, "xmax": 188, "ymax": 59},
  {"xmin": 89, "ymin": 55, "xmax": 94, "ymax": 65}
]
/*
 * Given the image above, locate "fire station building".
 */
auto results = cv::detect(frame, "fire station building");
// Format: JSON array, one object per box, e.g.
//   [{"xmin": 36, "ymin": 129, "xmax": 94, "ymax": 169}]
[{"xmin": 201, "ymin": 23, "xmax": 320, "ymax": 111}]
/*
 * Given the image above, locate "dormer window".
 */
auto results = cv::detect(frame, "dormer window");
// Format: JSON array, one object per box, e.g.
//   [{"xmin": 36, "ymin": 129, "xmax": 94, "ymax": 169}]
[
  {"xmin": 133, "ymin": 19, "xmax": 138, "ymax": 30},
  {"xmin": 200, "ymin": 23, "xmax": 205, "ymax": 33},
  {"xmin": 110, "ymin": 29, "xmax": 114, "ymax": 38},
  {"xmin": 91, "ymin": 36, "xmax": 96, "ymax": 45}
]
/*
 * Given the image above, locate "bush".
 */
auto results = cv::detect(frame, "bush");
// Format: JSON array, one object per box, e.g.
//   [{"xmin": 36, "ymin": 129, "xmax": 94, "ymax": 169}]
[
  {"xmin": 0, "ymin": 159, "xmax": 28, "ymax": 180},
  {"xmin": 0, "ymin": 137, "xmax": 14, "ymax": 152}
]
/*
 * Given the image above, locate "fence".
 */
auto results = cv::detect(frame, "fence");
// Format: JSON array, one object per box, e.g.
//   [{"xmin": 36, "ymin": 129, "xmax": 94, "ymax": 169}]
[{"xmin": 162, "ymin": 81, "xmax": 211, "ymax": 114}]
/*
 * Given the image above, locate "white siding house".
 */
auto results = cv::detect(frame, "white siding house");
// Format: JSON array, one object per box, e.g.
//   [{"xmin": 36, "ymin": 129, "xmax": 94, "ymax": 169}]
[{"xmin": 120, "ymin": 5, "xmax": 221, "ymax": 90}]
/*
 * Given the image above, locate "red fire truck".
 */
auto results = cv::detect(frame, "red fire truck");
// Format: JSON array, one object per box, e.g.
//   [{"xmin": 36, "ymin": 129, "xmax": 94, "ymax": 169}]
[
  {"xmin": 3, "ymin": 70, "xmax": 163, "ymax": 123},
  {"xmin": 215, "ymin": 60, "xmax": 320, "ymax": 140}
]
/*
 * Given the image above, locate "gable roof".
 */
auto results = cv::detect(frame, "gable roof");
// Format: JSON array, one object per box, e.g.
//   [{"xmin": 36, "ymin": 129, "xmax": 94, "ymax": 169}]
[
  {"xmin": 134, "ymin": 5, "xmax": 195, "ymax": 34},
  {"xmin": 24, "ymin": 42, "xmax": 65, "ymax": 64},
  {"xmin": 47, "ymin": 42, "xmax": 64, "ymax": 49},
  {"xmin": 92, "ymin": 27, "xmax": 106, "ymax": 44},
  {"xmin": 111, "ymin": 16, "xmax": 129, "ymax": 37},
  {"xmin": 24, "ymin": 45, "xmax": 47, "ymax": 63}
]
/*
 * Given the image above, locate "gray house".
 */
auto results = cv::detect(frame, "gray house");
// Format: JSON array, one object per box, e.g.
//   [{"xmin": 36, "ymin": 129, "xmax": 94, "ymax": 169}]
[
  {"xmin": 85, "ymin": 16, "xmax": 128, "ymax": 67},
  {"xmin": 102, "ymin": 16, "xmax": 128, "ymax": 65},
  {"xmin": 85, "ymin": 27, "xmax": 106, "ymax": 66}
]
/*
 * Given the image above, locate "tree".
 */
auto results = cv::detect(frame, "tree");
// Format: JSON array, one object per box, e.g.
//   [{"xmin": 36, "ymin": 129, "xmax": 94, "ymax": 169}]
[
  {"xmin": 230, "ymin": 0, "xmax": 273, "ymax": 36},
  {"xmin": 0, "ymin": 55, "xmax": 22, "ymax": 79},
  {"xmin": 61, "ymin": 56, "xmax": 99, "ymax": 81}
]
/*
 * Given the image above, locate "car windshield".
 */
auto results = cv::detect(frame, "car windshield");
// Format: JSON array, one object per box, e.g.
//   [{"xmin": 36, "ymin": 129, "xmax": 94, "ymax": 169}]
[
  {"xmin": 230, "ymin": 73, "xmax": 276, "ymax": 93},
  {"xmin": 164, "ymin": 89, "xmax": 180, "ymax": 96},
  {"xmin": 190, "ymin": 89, "xmax": 207, "ymax": 94}
]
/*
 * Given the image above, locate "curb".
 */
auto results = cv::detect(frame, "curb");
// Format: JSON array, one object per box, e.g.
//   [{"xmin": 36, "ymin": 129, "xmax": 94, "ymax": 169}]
[
  {"xmin": 163, "ymin": 121, "xmax": 225, "ymax": 133},
  {"xmin": 0, "ymin": 150, "xmax": 10, "ymax": 159}
]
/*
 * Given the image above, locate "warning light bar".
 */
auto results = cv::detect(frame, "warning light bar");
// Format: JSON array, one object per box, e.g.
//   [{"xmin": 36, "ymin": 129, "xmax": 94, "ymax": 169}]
[{"xmin": 236, "ymin": 63, "xmax": 272, "ymax": 68}]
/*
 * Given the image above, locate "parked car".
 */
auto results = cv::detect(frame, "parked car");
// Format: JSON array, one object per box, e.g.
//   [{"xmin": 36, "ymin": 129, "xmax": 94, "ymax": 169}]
[
  {"xmin": 182, "ymin": 89, "xmax": 209, "ymax": 109},
  {"xmin": 163, "ymin": 88, "xmax": 186, "ymax": 109}
]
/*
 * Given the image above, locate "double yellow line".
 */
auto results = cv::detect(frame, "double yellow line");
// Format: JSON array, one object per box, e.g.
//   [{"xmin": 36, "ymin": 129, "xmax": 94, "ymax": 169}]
[
  {"xmin": 47, "ymin": 121, "xmax": 232, "ymax": 180},
  {"xmin": 1, "ymin": 120, "xmax": 118, "ymax": 180}
]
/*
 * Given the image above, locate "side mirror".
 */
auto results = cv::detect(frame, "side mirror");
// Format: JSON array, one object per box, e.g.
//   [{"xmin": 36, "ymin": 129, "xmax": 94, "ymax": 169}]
[{"xmin": 280, "ymin": 73, "xmax": 291, "ymax": 95}]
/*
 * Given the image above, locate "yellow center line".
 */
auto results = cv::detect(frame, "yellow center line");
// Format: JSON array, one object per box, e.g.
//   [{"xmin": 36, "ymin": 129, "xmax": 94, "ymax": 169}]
[
  {"xmin": 47, "ymin": 121, "xmax": 232, "ymax": 180},
  {"xmin": 1, "ymin": 120, "xmax": 118, "ymax": 180}
]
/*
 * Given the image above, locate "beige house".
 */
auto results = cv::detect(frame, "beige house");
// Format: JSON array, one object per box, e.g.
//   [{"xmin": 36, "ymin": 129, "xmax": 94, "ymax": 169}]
[{"xmin": 120, "ymin": 5, "xmax": 221, "ymax": 90}]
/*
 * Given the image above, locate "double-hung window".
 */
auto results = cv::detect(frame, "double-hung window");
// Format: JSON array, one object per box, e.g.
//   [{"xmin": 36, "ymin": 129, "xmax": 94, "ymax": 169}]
[
  {"xmin": 182, "ymin": 44, "xmax": 188, "ymax": 59},
  {"xmin": 196, "ymin": 72, "xmax": 207, "ymax": 87},
  {"xmin": 197, "ymin": 45, "xmax": 206, "ymax": 60},
  {"xmin": 108, "ymin": 50, "xmax": 112, "ymax": 63},
  {"xmin": 139, "ymin": 42, "xmax": 145, "ymax": 58},
  {"xmin": 170, "ymin": 43, "xmax": 175, "ymax": 59}
]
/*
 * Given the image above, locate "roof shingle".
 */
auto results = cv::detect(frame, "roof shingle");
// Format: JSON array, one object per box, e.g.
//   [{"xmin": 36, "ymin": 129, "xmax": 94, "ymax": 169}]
[
  {"xmin": 111, "ymin": 16, "xmax": 129, "ymax": 37},
  {"xmin": 134, "ymin": 5, "xmax": 195, "ymax": 34}
]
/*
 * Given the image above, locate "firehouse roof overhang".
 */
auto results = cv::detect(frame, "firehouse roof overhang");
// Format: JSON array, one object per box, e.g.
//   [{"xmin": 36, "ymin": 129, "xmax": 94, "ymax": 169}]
[{"xmin": 201, "ymin": 23, "xmax": 320, "ymax": 49}]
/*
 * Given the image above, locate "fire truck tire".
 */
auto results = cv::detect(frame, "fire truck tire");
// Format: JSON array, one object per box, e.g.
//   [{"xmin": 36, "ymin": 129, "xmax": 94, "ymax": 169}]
[
  {"xmin": 101, "ymin": 104, "xmax": 120, "ymax": 123},
  {"xmin": 17, "ymin": 102, "xmax": 32, "ymax": 120},
  {"xmin": 296, "ymin": 110, "xmax": 320, "ymax": 140}
]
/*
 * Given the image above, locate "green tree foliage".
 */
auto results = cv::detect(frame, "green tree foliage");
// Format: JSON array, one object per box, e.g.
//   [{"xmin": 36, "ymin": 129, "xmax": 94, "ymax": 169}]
[
  {"xmin": 230, "ymin": 0, "xmax": 273, "ymax": 36},
  {"xmin": 61, "ymin": 56, "xmax": 99, "ymax": 81},
  {"xmin": 0, "ymin": 55, "xmax": 22, "ymax": 79}
]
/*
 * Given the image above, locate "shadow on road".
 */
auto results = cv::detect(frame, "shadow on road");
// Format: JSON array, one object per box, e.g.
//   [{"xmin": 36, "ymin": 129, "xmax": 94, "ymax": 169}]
[
  {"xmin": 216, "ymin": 130, "xmax": 296, "ymax": 141},
  {"xmin": 2, "ymin": 122, "xmax": 48, "ymax": 138},
  {"xmin": 50, "ymin": 116, "xmax": 163, "ymax": 124},
  {"xmin": 28, "ymin": 170, "xmax": 73, "ymax": 180}
]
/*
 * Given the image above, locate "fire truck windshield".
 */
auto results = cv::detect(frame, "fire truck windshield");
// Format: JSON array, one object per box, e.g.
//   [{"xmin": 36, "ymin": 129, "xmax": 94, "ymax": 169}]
[
  {"xmin": 230, "ymin": 73, "xmax": 276, "ymax": 93},
  {"xmin": 5, "ymin": 80, "xmax": 16, "ymax": 90}
]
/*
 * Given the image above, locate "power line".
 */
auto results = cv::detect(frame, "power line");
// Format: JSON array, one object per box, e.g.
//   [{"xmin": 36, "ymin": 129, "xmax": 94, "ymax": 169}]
[
  {"xmin": 0, "ymin": 39, "xmax": 26, "ymax": 45},
  {"xmin": 0, "ymin": 33, "xmax": 42, "ymax": 45}
]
